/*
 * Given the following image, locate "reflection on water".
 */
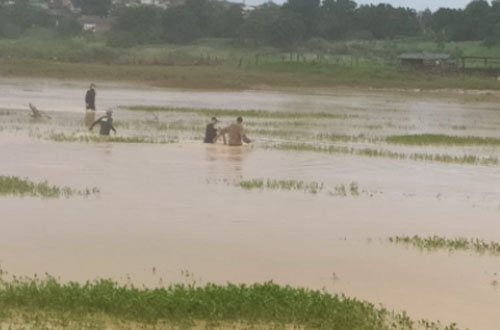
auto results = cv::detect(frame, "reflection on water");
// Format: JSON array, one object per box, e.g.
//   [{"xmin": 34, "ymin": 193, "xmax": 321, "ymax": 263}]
[
  {"xmin": 1, "ymin": 79, "xmax": 500, "ymax": 330},
  {"xmin": 204, "ymin": 144, "xmax": 253, "ymax": 174}
]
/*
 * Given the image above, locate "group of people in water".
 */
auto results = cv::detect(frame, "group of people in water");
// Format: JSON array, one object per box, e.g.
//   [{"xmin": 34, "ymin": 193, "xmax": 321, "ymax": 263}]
[
  {"xmin": 203, "ymin": 116, "xmax": 251, "ymax": 146},
  {"xmin": 81, "ymin": 83, "xmax": 251, "ymax": 146},
  {"xmin": 84, "ymin": 83, "xmax": 117, "ymax": 136}
]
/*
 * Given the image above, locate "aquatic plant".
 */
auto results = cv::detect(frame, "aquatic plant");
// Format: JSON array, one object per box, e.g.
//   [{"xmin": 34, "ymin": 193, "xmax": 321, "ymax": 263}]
[
  {"xmin": 0, "ymin": 272, "xmax": 456, "ymax": 330},
  {"xmin": 273, "ymin": 143, "xmax": 499, "ymax": 165},
  {"xmin": 350, "ymin": 182, "xmax": 360, "ymax": 196},
  {"xmin": 334, "ymin": 184, "xmax": 347, "ymax": 196},
  {"xmin": 386, "ymin": 134, "xmax": 500, "ymax": 146},
  {"xmin": 0, "ymin": 176, "xmax": 99, "ymax": 198},
  {"xmin": 124, "ymin": 106, "xmax": 356, "ymax": 120},
  {"xmin": 47, "ymin": 133, "xmax": 177, "ymax": 144},
  {"xmin": 388, "ymin": 235, "xmax": 500, "ymax": 255},
  {"xmin": 237, "ymin": 179, "xmax": 324, "ymax": 195}
]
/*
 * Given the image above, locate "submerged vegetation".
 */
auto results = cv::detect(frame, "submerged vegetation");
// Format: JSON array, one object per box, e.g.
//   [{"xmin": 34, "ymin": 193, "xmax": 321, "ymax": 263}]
[
  {"xmin": 386, "ymin": 134, "xmax": 500, "ymax": 146},
  {"xmin": 274, "ymin": 143, "xmax": 499, "ymax": 165},
  {"xmin": 0, "ymin": 272, "xmax": 457, "ymax": 330},
  {"xmin": 237, "ymin": 179, "xmax": 324, "ymax": 195},
  {"xmin": 124, "ymin": 106, "xmax": 356, "ymax": 120},
  {"xmin": 0, "ymin": 176, "xmax": 99, "ymax": 198},
  {"xmin": 211, "ymin": 177, "xmax": 365, "ymax": 198},
  {"xmin": 389, "ymin": 235, "xmax": 500, "ymax": 255},
  {"xmin": 47, "ymin": 132, "xmax": 177, "ymax": 144}
]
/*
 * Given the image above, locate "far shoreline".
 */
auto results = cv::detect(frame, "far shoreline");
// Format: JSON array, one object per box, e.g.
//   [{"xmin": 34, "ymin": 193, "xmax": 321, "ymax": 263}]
[{"xmin": 2, "ymin": 71, "xmax": 500, "ymax": 105}]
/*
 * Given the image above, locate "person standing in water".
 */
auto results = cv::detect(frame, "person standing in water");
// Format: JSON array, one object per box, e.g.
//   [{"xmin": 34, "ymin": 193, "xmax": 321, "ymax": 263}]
[
  {"xmin": 216, "ymin": 116, "xmax": 251, "ymax": 146},
  {"xmin": 89, "ymin": 109, "xmax": 116, "ymax": 136},
  {"xmin": 204, "ymin": 117, "xmax": 219, "ymax": 143},
  {"xmin": 85, "ymin": 83, "xmax": 96, "ymax": 111},
  {"xmin": 84, "ymin": 83, "xmax": 97, "ymax": 127}
]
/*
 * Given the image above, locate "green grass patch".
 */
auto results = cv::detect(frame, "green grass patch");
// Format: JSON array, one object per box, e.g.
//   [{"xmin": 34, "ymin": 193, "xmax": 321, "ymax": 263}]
[
  {"xmin": 389, "ymin": 235, "xmax": 500, "ymax": 255},
  {"xmin": 124, "ymin": 106, "xmax": 355, "ymax": 120},
  {"xmin": 386, "ymin": 134, "xmax": 500, "ymax": 146},
  {"xmin": 0, "ymin": 273, "xmax": 457, "ymax": 330},
  {"xmin": 0, "ymin": 176, "xmax": 99, "ymax": 198},
  {"xmin": 273, "ymin": 143, "xmax": 499, "ymax": 165}
]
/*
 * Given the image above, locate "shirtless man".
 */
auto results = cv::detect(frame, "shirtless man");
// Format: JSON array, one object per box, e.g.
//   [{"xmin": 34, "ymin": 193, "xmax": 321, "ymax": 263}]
[{"xmin": 216, "ymin": 117, "xmax": 251, "ymax": 146}]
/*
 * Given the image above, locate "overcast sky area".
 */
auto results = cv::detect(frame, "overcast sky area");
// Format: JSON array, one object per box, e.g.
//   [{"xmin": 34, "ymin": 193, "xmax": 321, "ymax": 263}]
[{"xmin": 245, "ymin": 0, "xmax": 472, "ymax": 12}]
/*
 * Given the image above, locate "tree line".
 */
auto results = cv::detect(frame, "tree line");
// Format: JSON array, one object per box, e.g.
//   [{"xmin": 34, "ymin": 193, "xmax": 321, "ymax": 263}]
[{"xmin": 2, "ymin": 0, "xmax": 500, "ymax": 48}]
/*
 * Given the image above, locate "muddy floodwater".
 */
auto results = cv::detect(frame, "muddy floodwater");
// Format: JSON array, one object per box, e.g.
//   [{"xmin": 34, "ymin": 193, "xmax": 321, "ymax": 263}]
[{"xmin": 1, "ymin": 78, "xmax": 500, "ymax": 330}]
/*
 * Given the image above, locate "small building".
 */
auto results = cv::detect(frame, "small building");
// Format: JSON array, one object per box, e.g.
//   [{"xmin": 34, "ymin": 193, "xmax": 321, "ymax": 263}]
[
  {"xmin": 77, "ymin": 15, "xmax": 111, "ymax": 33},
  {"xmin": 398, "ymin": 53, "xmax": 451, "ymax": 69}
]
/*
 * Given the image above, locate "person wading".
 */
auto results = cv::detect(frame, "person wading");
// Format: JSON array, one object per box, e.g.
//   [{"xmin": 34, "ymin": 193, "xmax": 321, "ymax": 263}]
[
  {"xmin": 89, "ymin": 109, "xmax": 117, "ymax": 136},
  {"xmin": 204, "ymin": 117, "xmax": 219, "ymax": 143},
  {"xmin": 216, "ymin": 116, "xmax": 251, "ymax": 146}
]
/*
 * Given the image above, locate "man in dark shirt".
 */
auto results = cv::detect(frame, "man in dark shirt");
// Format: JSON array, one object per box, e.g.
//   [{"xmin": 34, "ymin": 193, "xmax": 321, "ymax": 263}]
[
  {"xmin": 85, "ymin": 83, "xmax": 96, "ymax": 110},
  {"xmin": 89, "ymin": 109, "xmax": 116, "ymax": 136},
  {"xmin": 204, "ymin": 117, "xmax": 219, "ymax": 143}
]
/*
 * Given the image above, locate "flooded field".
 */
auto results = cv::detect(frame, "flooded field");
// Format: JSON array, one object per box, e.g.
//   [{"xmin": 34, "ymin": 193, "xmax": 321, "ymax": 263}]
[{"xmin": 1, "ymin": 78, "xmax": 500, "ymax": 330}]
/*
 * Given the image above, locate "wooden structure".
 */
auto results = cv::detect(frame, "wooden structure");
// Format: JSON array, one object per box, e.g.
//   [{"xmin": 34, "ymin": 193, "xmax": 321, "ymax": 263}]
[
  {"xmin": 398, "ymin": 53, "xmax": 451, "ymax": 69},
  {"xmin": 460, "ymin": 56, "xmax": 500, "ymax": 76}
]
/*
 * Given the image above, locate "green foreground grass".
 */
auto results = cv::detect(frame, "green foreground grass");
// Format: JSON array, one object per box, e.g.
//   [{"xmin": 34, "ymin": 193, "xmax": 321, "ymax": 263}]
[
  {"xmin": 0, "ymin": 274, "xmax": 458, "ymax": 330},
  {"xmin": 389, "ymin": 235, "xmax": 500, "ymax": 255},
  {"xmin": 0, "ymin": 176, "xmax": 99, "ymax": 198}
]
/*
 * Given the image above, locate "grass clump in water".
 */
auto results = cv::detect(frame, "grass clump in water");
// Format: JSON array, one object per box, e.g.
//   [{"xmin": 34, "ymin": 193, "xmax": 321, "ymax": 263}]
[
  {"xmin": 0, "ymin": 176, "xmax": 99, "ymax": 198},
  {"xmin": 0, "ymin": 272, "xmax": 456, "ymax": 330},
  {"xmin": 238, "ymin": 179, "xmax": 324, "ymax": 194},
  {"xmin": 386, "ymin": 134, "xmax": 500, "ymax": 146},
  {"xmin": 47, "ymin": 132, "xmax": 177, "ymax": 144},
  {"xmin": 124, "ymin": 106, "xmax": 356, "ymax": 120},
  {"xmin": 274, "ymin": 143, "xmax": 499, "ymax": 165},
  {"xmin": 389, "ymin": 235, "xmax": 500, "ymax": 255}
]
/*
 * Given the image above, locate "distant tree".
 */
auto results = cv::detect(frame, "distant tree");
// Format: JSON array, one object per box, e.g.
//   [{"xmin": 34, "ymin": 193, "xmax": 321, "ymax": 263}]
[
  {"xmin": 462, "ymin": 0, "xmax": 491, "ymax": 40},
  {"xmin": 0, "ymin": 0, "xmax": 53, "ymax": 38},
  {"xmin": 56, "ymin": 17, "xmax": 82, "ymax": 37},
  {"xmin": 319, "ymin": 0, "xmax": 357, "ymax": 40},
  {"xmin": 184, "ymin": 0, "xmax": 211, "ymax": 32},
  {"xmin": 162, "ymin": 6, "xmax": 201, "ymax": 43},
  {"xmin": 268, "ymin": 10, "xmax": 305, "ymax": 47},
  {"xmin": 207, "ymin": 3, "xmax": 244, "ymax": 38},
  {"xmin": 240, "ymin": 3, "xmax": 281, "ymax": 45},
  {"xmin": 111, "ymin": 6, "xmax": 163, "ymax": 44},
  {"xmin": 419, "ymin": 8, "xmax": 433, "ymax": 35},
  {"xmin": 282, "ymin": 0, "xmax": 320, "ymax": 38},
  {"xmin": 355, "ymin": 4, "xmax": 420, "ymax": 39},
  {"xmin": 430, "ymin": 8, "xmax": 459, "ymax": 40},
  {"xmin": 74, "ymin": 0, "xmax": 112, "ymax": 17}
]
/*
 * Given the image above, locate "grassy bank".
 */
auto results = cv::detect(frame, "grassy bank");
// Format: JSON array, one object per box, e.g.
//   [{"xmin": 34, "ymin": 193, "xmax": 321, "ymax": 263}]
[
  {"xmin": 2, "ymin": 58, "xmax": 500, "ymax": 91},
  {"xmin": 2, "ymin": 35, "xmax": 500, "ymax": 91},
  {"xmin": 0, "ymin": 273, "xmax": 457, "ymax": 330}
]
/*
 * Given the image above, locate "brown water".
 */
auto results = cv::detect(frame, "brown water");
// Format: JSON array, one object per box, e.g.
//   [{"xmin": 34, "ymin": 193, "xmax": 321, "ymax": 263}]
[{"xmin": 1, "ymin": 78, "xmax": 500, "ymax": 330}]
